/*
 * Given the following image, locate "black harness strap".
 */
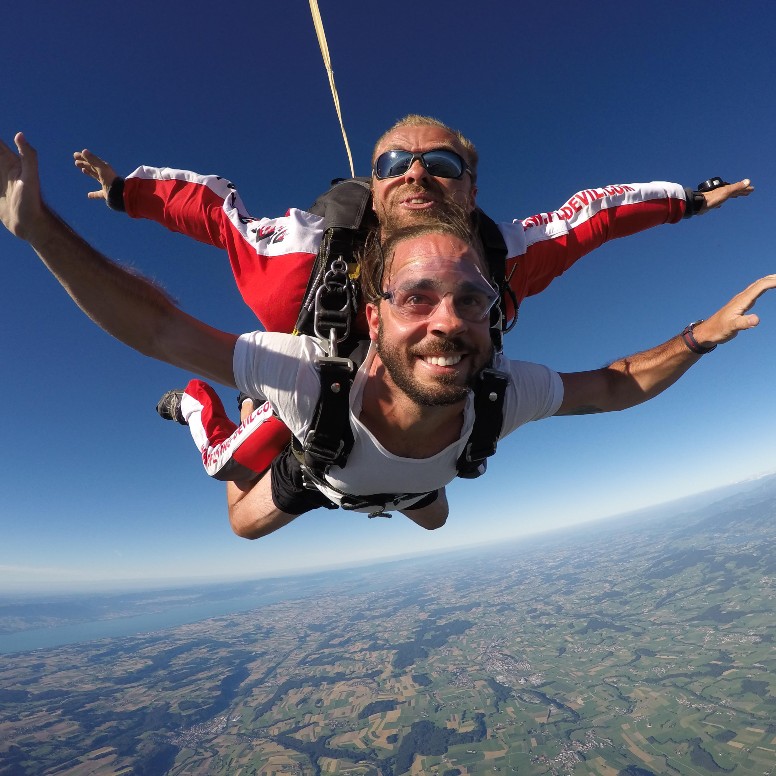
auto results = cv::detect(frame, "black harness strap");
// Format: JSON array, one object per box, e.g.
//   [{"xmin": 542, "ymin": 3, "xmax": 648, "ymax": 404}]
[
  {"xmin": 295, "ymin": 356, "xmax": 510, "ymax": 500},
  {"xmin": 292, "ymin": 179, "xmax": 513, "ymax": 512},
  {"xmin": 456, "ymin": 367, "xmax": 510, "ymax": 479},
  {"xmin": 291, "ymin": 353, "xmax": 437, "ymax": 518},
  {"xmin": 296, "ymin": 355, "xmax": 356, "ymax": 472},
  {"xmin": 473, "ymin": 208, "xmax": 514, "ymax": 352},
  {"xmin": 297, "ymin": 463, "xmax": 432, "ymax": 518},
  {"xmin": 474, "ymin": 208, "xmax": 507, "ymax": 286},
  {"xmin": 294, "ymin": 178, "xmax": 374, "ymax": 349}
]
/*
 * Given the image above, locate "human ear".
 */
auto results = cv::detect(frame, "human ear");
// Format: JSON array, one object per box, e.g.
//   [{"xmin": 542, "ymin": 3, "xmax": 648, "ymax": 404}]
[
  {"xmin": 467, "ymin": 183, "xmax": 478, "ymax": 212},
  {"xmin": 366, "ymin": 302, "xmax": 380, "ymax": 342}
]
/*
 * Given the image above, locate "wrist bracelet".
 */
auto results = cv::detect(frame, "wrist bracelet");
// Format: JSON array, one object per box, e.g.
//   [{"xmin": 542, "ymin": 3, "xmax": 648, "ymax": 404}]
[
  {"xmin": 107, "ymin": 177, "xmax": 126, "ymax": 212},
  {"xmin": 681, "ymin": 320, "xmax": 717, "ymax": 354},
  {"xmin": 682, "ymin": 188, "xmax": 707, "ymax": 219}
]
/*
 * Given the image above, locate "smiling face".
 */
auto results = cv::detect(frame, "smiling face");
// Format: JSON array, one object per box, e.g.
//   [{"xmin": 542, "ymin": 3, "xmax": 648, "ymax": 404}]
[
  {"xmin": 371, "ymin": 124, "xmax": 478, "ymax": 233},
  {"xmin": 366, "ymin": 232, "xmax": 494, "ymax": 407}
]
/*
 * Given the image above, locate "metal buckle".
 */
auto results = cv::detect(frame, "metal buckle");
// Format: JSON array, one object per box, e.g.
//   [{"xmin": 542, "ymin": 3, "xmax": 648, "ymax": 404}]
[{"xmin": 313, "ymin": 257, "xmax": 354, "ymax": 348}]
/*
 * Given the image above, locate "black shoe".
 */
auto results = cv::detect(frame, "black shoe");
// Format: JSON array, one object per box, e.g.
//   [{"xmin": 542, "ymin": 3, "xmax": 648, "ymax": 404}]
[{"xmin": 156, "ymin": 390, "xmax": 188, "ymax": 425}]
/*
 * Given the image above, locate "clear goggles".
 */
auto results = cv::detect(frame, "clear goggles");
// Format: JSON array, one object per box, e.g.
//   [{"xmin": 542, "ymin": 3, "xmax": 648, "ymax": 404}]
[
  {"xmin": 373, "ymin": 149, "xmax": 470, "ymax": 180},
  {"xmin": 381, "ymin": 262, "xmax": 499, "ymax": 323}
]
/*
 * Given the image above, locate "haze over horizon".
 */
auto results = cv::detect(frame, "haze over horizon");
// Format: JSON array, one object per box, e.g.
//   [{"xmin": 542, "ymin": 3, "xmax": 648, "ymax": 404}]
[{"xmin": 5, "ymin": 471, "xmax": 776, "ymax": 597}]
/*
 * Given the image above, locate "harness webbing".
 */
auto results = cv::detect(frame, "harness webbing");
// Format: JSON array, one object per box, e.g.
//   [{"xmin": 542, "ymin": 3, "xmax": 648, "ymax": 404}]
[
  {"xmin": 298, "ymin": 463, "xmax": 433, "ymax": 518},
  {"xmin": 456, "ymin": 368, "xmax": 510, "ymax": 479},
  {"xmin": 298, "ymin": 354, "xmax": 355, "ymax": 471},
  {"xmin": 292, "ymin": 179, "xmax": 513, "ymax": 512},
  {"xmin": 294, "ymin": 178, "xmax": 373, "ymax": 349},
  {"xmin": 293, "ymin": 356, "xmax": 511, "ymax": 513},
  {"xmin": 474, "ymin": 209, "xmax": 516, "ymax": 351}
]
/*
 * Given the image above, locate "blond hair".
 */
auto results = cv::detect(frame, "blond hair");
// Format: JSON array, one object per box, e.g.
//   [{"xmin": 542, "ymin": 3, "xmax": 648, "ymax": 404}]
[{"xmin": 372, "ymin": 115, "xmax": 479, "ymax": 182}]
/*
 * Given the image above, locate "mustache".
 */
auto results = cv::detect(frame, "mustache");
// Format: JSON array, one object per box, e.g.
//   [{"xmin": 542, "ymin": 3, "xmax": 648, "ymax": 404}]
[
  {"xmin": 410, "ymin": 337, "xmax": 468, "ymax": 357},
  {"xmin": 398, "ymin": 182, "xmax": 438, "ymax": 196}
]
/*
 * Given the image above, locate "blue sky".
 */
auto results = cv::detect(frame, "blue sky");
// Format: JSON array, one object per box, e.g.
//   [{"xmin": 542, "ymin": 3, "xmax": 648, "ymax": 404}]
[{"xmin": 2, "ymin": 1, "xmax": 775, "ymax": 592}]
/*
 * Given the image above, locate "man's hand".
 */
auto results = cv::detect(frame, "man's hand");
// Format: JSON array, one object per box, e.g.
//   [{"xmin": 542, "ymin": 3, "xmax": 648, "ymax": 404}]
[
  {"xmin": 692, "ymin": 274, "xmax": 776, "ymax": 348},
  {"xmin": 0, "ymin": 132, "xmax": 44, "ymax": 241},
  {"xmin": 557, "ymin": 273, "xmax": 776, "ymax": 417},
  {"xmin": 703, "ymin": 178, "xmax": 754, "ymax": 211},
  {"xmin": 73, "ymin": 149, "xmax": 117, "ymax": 202}
]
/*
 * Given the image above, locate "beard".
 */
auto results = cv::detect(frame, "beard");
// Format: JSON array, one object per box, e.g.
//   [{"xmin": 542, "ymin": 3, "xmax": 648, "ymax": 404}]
[
  {"xmin": 378, "ymin": 185, "xmax": 471, "ymax": 235},
  {"xmin": 377, "ymin": 319, "xmax": 485, "ymax": 407}
]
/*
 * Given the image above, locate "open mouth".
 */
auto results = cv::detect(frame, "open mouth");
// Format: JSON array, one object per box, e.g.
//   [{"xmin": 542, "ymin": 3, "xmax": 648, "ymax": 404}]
[
  {"xmin": 402, "ymin": 195, "xmax": 437, "ymax": 208},
  {"xmin": 423, "ymin": 354, "xmax": 462, "ymax": 367},
  {"xmin": 398, "ymin": 185, "xmax": 439, "ymax": 208}
]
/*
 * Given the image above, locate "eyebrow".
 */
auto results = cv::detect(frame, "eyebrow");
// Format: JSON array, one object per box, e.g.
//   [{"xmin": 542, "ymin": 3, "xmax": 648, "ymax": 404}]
[
  {"xmin": 374, "ymin": 142, "xmax": 459, "ymax": 160},
  {"xmin": 393, "ymin": 276, "xmax": 493, "ymax": 294}
]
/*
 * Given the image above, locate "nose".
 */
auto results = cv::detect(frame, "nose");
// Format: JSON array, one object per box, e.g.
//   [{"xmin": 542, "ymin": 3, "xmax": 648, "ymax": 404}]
[
  {"xmin": 428, "ymin": 294, "xmax": 467, "ymax": 336},
  {"xmin": 402, "ymin": 156, "xmax": 431, "ymax": 184}
]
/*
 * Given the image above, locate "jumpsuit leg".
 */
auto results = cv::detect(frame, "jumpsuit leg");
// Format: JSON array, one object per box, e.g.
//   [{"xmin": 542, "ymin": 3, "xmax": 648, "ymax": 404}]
[{"xmin": 181, "ymin": 379, "xmax": 292, "ymax": 481}]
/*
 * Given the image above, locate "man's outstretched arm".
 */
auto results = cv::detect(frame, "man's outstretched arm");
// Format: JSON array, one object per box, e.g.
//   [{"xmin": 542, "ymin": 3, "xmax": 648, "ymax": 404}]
[
  {"xmin": 73, "ymin": 147, "xmax": 243, "ymax": 250},
  {"xmin": 1, "ymin": 133, "xmax": 237, "ymax": 386},
  {"xmin": 512, "ymin": 177, "xmax": 755, "ymax": 308},
  {"xmin": 557, "ymin": 274, "xmax": 775, "ymax": 416}
]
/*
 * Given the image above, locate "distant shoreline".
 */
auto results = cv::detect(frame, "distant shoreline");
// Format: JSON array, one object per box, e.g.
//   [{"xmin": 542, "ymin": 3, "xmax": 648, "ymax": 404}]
[{"xmin": 0, "ymin": 588, "xmax": 291, "ymax": 655}]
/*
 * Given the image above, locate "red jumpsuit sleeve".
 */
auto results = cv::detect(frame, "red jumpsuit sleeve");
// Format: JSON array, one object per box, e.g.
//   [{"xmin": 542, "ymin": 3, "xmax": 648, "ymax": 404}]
[
  {"xmin": 120, "ymin": 167, "xmax": 324, "ymax": 334},
  {"xmin": 506, "ymin": 181, "xmax": 687, "ymax": 308},
  {"xmin": 122, "ymin": 166, "xmax": 236, "ymax": 249}
]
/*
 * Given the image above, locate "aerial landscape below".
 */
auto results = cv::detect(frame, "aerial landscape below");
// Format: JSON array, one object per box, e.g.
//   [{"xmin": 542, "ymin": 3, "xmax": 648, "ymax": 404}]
[{"xmin": 1, "ymin": 476, "xmax": 775, "ymax": 775}]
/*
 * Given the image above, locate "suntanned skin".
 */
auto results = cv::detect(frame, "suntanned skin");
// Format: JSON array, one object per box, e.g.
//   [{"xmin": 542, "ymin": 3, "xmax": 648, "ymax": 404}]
[
  {"xmin": 361, "ymin": 238, "xmax": 493, "ymax": 458},
  {"xmin": 369, "ymin": 124, "xmax": 478, "ymax": 229},
  {"xmin": 225, "ymin": 229, "xmax": 774, "ymax": 539},
  {"xmin": 1, "ymin": 132, "xmax": 765, "ymax": 541}
]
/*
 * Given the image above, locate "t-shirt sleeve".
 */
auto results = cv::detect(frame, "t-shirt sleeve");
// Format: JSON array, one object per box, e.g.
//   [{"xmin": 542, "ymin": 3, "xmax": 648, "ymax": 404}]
[
  {"xmin": 233, "ymin": 333, "xmax": 322, "ymax": 439},
  {"xmin": 498, "ymin": 358, "xmax": 564, "ymax": 438}
]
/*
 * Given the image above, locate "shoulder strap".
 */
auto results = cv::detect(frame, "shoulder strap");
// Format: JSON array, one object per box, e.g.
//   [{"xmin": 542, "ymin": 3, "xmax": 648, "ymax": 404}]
[
  {"xmin": 473, "ymin": 209, "xmax": 516, "ymax": 352},
  {"xmin": 307, "ymin": 177, "xmax": 372, "ymax": 226},
  {"xmin": 456, "ymin": 367, "xmax": 510, "ymax": 479},
  {"xmin": 474, "ymin": 208, "xmax": 507, "ymax": 286},
  {"xmin": 294, "ymin": 178, "xmax": 375, "ymax": 347},
  {"xmin": 297, "ymin": 360, "xmax": 510, "ymax": 507},
  {"xmin": 296, "ymin": 354, "xmax": 357, "ymax": 472}
]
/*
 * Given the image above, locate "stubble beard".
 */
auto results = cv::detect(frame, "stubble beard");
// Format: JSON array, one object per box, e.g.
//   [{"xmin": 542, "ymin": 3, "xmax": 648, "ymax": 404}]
[
  {"xmin": 376, "ymin": 318, "xmax": 481, "ymax": 407},
  {"xmin": 378, "ymin": 186, "xmax": 471, "ymax": 235}
]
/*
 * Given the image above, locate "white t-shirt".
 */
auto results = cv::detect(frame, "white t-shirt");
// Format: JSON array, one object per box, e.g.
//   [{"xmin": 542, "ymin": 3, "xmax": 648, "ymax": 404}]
[{"xmin": 234, "ymin": 333, "xmax": 563, "ymax": 510}]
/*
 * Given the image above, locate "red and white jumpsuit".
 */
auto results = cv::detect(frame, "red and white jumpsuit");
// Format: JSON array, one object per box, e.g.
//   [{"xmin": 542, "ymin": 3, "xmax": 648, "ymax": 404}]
[{"xmin": 117, "ymin": 168, "xmax": 689, "ymax": 479}]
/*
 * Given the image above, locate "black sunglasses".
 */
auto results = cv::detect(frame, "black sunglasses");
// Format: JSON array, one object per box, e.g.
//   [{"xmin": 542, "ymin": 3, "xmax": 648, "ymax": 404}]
[{"xmin": 373, "ymin": 149, "xmax": 470, "ymax": 180}]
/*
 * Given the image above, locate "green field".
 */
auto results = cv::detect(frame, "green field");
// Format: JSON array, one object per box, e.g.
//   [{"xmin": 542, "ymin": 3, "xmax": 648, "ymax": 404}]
[{"xmin": 2, "ymin": 481, "xmax": 775, "ymax": 775}]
